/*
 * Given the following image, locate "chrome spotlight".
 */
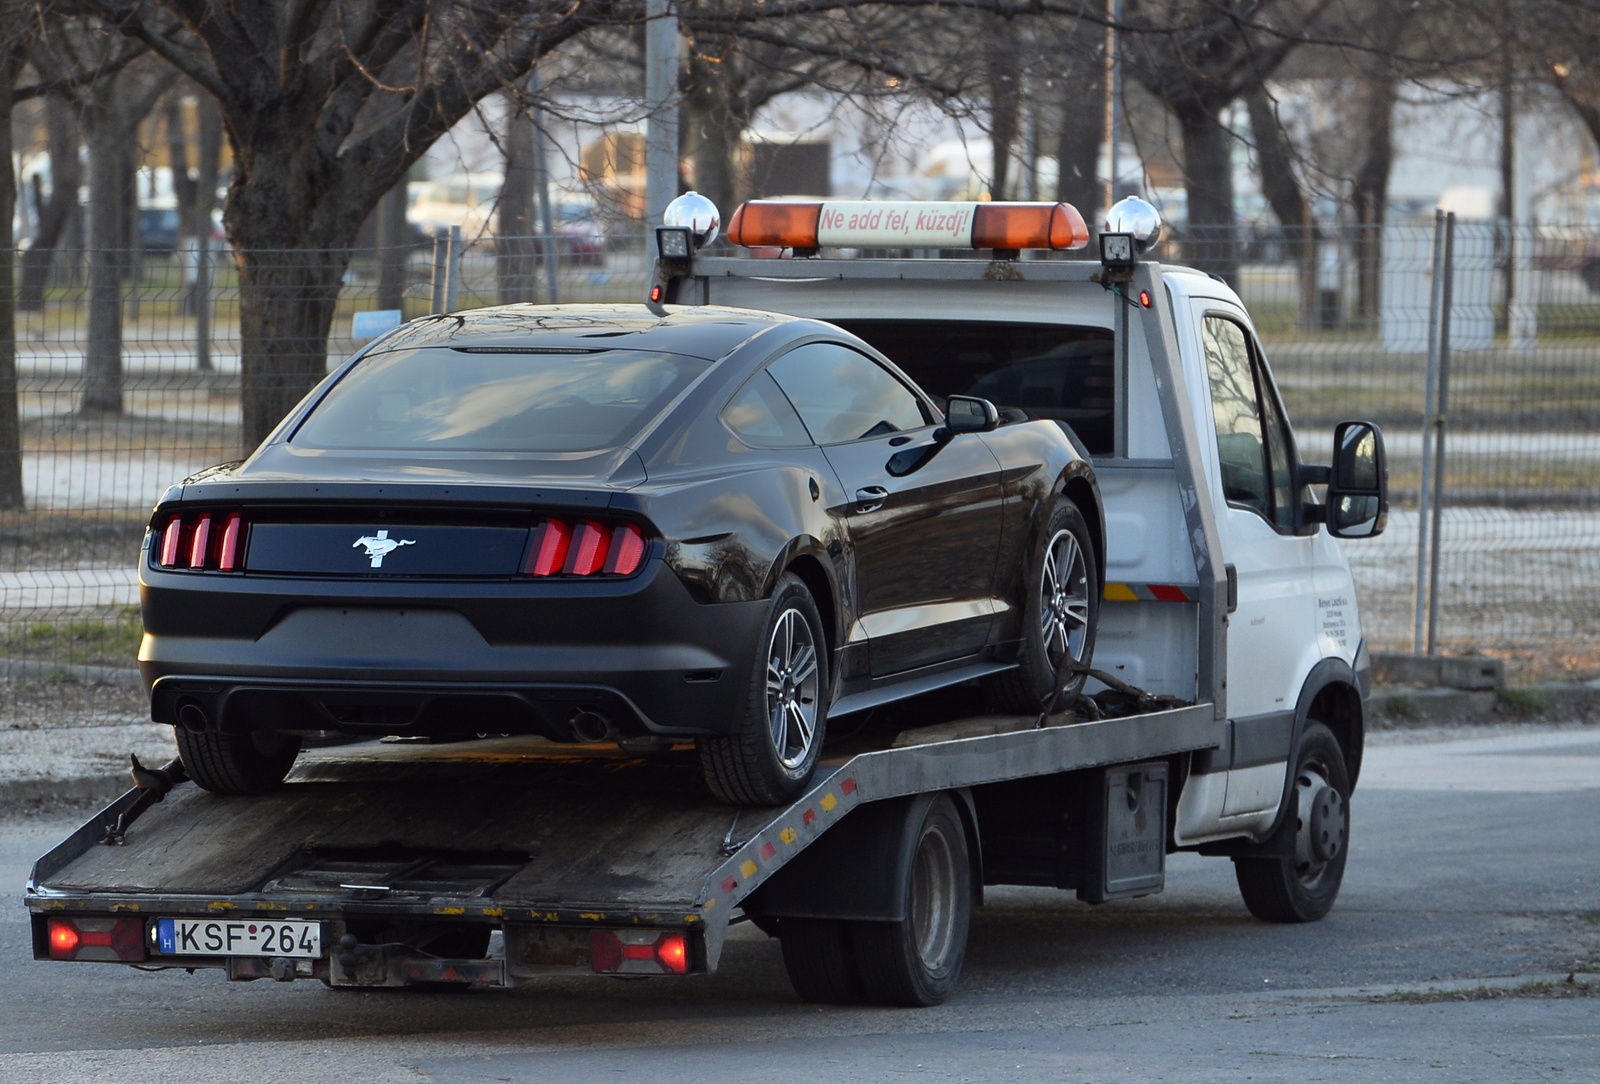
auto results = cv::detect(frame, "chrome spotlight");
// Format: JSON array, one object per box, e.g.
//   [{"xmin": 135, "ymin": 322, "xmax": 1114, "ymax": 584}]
[
  {"xmin": 1104, "ymin": 197, "xmax": 1162, "ymax": 252},
  {"xmin": 663, "ymin": 191, "xmax": 721, "ymax": 249}
]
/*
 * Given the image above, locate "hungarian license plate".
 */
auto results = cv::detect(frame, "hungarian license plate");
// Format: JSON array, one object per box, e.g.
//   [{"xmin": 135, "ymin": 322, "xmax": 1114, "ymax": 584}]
[{"xmin": 156, "ymin": 917, "xmax": 322, "ymax": 958}]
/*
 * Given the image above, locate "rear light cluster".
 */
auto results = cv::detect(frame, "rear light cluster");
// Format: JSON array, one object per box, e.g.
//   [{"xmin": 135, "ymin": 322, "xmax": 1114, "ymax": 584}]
[
  {"xmin": 525, "ymin": 518, "xmax": 646, "ymax": 577},
  {"xmin": 589, "ymin": 929, "xmax": 689, "ymax": 974},
  {"xmin": 46, "ymin": 917, "xmax": 146, "ymax": 962},
  {"xmin": 156, "ymin": 512, "xmax": 244, "ymax": 571}
]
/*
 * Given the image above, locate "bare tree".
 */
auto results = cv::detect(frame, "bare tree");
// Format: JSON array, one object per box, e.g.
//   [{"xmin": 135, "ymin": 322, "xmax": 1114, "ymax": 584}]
[
  {"xmin": 0, "ymin": 0, "xmax": 35, "ymax": 510},
  {"xmin": 17, "ymin": 91, "xmax": 80, "ymax": 310}
]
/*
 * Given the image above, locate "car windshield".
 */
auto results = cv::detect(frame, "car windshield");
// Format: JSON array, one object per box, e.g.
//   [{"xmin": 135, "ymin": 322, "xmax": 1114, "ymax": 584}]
[{"xmin": 293, "ymin": 347, "xmax": 710, "ymax": 453}]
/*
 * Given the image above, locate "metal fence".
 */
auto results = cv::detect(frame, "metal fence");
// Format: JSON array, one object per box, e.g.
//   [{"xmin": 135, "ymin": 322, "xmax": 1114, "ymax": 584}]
[{"xmin": 1, "ymin": 219, "xmax": 1596, "ymax": 697}]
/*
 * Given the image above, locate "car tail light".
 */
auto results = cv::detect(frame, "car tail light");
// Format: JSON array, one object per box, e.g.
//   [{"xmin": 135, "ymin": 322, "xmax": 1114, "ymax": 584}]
[
  {"xmin": 154, "ymin": 512, "xmax": 247, "ymax": 571},
  {"xmin": 590, "ymin": 929, "xmax": 690, "ymax": 975},
  {"xmin": 47, "ymin": 917, "xmax": 146, "ymax": 962},
  {"xmin": 524, "ymin": 519, "xmax": 646, "ymax": 578}
]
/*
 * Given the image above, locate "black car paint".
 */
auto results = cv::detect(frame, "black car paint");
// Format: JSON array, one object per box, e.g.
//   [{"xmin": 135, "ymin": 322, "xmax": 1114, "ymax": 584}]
[{"xmin": 140, "ymin": 305, "xmax": 1102, "ymax": 745}]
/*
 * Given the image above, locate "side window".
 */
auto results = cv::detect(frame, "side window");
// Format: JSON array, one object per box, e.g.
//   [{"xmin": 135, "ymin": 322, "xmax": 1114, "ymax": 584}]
[
  {"xmin": 767, "ymin": 343, "xmax": 930, "ymax": 445},
  {"xmin": 721, "ymin": 371, "xmax": 813, "ymax": 448},
  {"xmin": 1202, "ymin": 316, "xmax": 1272, "ymax": 522},
  {"xmin": 1256, "ymin": 363, "xmax": 1297, "ymax": 529}
]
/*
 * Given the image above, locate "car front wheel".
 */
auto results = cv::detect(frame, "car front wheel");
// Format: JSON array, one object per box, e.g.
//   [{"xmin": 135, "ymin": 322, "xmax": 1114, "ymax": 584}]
[{"xmin": 698, "ymin": 572, "xmax": 829, "ymax": 805}]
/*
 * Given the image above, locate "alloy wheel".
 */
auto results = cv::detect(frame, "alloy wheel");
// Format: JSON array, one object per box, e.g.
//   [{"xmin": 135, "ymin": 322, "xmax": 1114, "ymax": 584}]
[
  {"xmin": 766, "ymin": 608, "xmax": 820, "ymax": 769},
  {"xmin": 1040, "ymin": 528, "xmax": 1092, "ymax": 666}
]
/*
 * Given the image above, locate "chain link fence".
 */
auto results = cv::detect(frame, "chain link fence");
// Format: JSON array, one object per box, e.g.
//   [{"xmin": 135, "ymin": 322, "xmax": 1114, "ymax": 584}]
[{"xmin": 2, "ymin": 221, "xmax": 1596, "ymax": 706}]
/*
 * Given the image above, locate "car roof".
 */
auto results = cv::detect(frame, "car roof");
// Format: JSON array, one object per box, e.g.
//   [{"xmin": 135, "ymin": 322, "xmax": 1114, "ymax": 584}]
[{"xmin": 365, "ymin": 303, "xmax": 798, "ymax": 361}]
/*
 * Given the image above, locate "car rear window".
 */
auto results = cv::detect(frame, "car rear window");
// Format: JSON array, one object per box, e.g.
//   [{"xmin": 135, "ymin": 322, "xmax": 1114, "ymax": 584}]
[
  {"xmin": 830, "ymin": 320, "xmax": 1114, "ymax": 455},
  {"xmin": 294, "ymin": 347, "xmax": 711, "ymax": 453}
]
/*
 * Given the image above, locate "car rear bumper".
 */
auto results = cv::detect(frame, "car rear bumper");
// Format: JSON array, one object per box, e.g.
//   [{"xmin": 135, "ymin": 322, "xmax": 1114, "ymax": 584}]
[{"xmin": 139, "ymin": 561, "xmax": 765, "ymax": 740}]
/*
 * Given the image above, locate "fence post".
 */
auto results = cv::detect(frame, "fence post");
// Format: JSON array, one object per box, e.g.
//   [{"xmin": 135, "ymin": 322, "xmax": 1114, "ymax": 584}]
[
  {"xmin": 195, "ymin": 233, "xmax": 212, "ymax": 373},
  {"xmin": 1412, "ymin": 211, "xmax": 1446, "ymax": 654},
  {"xmin": 531, "ymin": 69, "xmax": 560, "ymax": 306},
  {"xmin": 445, "ymin": 224, "xmax": 462, "ymax": 312},
  {"xmin": 1425, "ymin": 212, "xmax": 1456, "ymax": 655},
  {"xmin": 430, "ymin": 228, "xmax": 448, "ymax": 314}
]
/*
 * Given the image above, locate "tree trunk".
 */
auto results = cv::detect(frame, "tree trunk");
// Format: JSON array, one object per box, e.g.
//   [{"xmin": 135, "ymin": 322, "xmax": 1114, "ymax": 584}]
[
  {"xmin": 496, "ymin": 91, "xmax": 539, "ymax": 305},
  {"xmin": 19, "ymin": 93, "xmax": 80, "ymax": 311},
  {"xmin": 166, "ymin": 92, "xmax": 198, "ymax": 238},
  {"xmin": 236, "ymin": 248, "xmax": 351, "ymax": 449},
  {"xmin": 375, "ymin": 180, "xmax": 411, "ymax": 311},
  {"xmin": 1352, "ymin": 74, "xmax": 1398, "ymax": 328},
  {"xmin": 985, "ymin": 20, "xmax": 1021, "ymax": 200},
  {"xmin": 0, "ymin": 21, "xmax": 31, "ymax": 509},
  {"xmin": 683, "ymin": 43, "xmax": 744, "ymax": 217},
  {"xmin": 1175, "ymin": 100, "xmax": 1238, "ymax": 284},
  {"xmin": 1245, "ymin": 88, "xmax": 1317, "ymax": 324},
  {"xmin": 1056, "ymin": 75, "xmax": 1105, "ymax": 232},
  {"xmin": 81, "ymin": 87, "xmax": 126, "ymax": 415}
]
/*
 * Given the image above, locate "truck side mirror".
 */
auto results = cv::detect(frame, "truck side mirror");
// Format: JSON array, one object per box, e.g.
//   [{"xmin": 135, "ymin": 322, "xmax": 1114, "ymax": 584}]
[
  {"xmin": 943, "ymin": 395, "xmax": 1000, "ymax": 435},
  {"xmin": 1325, "ymin": 421, "xmax": 1388, "ymax": 538}
]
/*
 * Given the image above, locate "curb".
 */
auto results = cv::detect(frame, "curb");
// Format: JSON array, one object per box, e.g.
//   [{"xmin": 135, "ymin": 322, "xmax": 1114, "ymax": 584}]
[
  {"xmin": 1367, "ymin": 679, "xmax": 1600, "ymax": 726},
  {"xmin": 0, "ymin": 774, "xmax": 129, "ymax": 807}
]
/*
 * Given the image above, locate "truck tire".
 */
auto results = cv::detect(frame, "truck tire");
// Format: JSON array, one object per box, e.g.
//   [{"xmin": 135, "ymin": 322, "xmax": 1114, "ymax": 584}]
[
  {"xmin": 699, "ymin": 572, "xmax": 829, "ymax": 806},
  {"xmin": 1234, "ymin": 722, "xmax": 1350, "ymax": 923},
  {"xmin": 985, "ymin": 501, "xmax": 1099, "ymax": 714},
  {"xmin": 849, "ymin": 794, "xmax": 971, "ymax": 1007},
  {"xmin": 780, "ymin": 919, "xmax": 863, "ymax": 1004},
  {"xmin": 175, "ymin": 727, "xmax": 302, "ymax": 796}
]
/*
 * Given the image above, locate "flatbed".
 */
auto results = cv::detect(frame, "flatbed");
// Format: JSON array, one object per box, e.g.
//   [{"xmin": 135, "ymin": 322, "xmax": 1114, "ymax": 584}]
[{"xmin": 27, "ymin": 696, "xmax": 1216, "ymax": 989}]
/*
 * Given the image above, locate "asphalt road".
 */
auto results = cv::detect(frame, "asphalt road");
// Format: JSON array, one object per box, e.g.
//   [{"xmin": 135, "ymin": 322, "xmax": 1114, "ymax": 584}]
[{"xmin": 2, "ymin": 723, "xmax": 1597, "ymax": 1083}]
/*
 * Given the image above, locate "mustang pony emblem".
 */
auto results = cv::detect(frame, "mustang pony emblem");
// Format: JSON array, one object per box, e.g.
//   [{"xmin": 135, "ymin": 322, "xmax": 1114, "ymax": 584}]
[{"xmin": 353, "ymin": 529, "xmax": 415, "ymax": 568}]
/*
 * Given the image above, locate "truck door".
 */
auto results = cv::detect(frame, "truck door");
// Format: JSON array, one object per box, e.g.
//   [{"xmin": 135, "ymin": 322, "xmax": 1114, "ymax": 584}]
[
  {"xmin": 1192, "ymin": 307, "xmax": 1318, "ymax": 817},
  {"xmin": 767, "ymin": 341, "xmax": 1004, "ymax": 676}
]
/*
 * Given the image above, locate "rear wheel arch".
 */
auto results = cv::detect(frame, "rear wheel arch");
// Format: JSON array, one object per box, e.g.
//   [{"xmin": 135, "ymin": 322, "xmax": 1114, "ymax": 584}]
[
  {"xmin": 1060, "ymin": 474, "xmax": 1105, "ymax": 595},
  {"xmin": 780, "ymin": 549, "xmax": 839, "ymax": 661}
]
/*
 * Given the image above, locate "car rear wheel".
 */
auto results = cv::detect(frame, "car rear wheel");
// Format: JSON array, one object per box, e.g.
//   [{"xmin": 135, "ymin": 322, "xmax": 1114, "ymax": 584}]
[
  {"xmin": 985, "ymin": 501, "xmax": 1099, "ymax": 714},
  {"xmin": 698, "ymin": 572, "xmax": 828, "ymax": 806},
  {"xmin": 175, "ymin": 727, "xmax": 302, "ymax": 796}
]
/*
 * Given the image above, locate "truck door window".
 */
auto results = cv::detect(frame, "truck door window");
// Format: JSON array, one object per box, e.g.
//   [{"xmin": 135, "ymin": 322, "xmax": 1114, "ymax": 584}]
[
  {"xmin": 1255, "ymin": 358, "xmax": 1298, "ymax": 530},
  {"xmin": 767, "ymin": 343, "xmax": 930, "ymax": 445},
  {"xmin": 1202, "ymin": 316, "xmax": 1273, "ymax": 522}
]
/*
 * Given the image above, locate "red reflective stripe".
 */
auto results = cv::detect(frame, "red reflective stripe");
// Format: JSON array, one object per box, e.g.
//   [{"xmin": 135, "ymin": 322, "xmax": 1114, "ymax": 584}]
[
  {"xmin": 159, "ymin": 518, "xmax": 183, "ymax": 567},
  {"xmin": 79, "ymin": 929, "xmax": 114, "ymax": 947},
  {"xmin": 218, "ymin": 514, "xmax": 242, "ymax": 571},
  {"xmin": 802, "ymin": 809, "xmax": 816, "ymax": 826},
  {"xmin": 759, "ymin": 842, "xmax": 776, "ymax": 860},
  {"xmin": 187, "ymin": 514, "xmax": 212, "ymax": 569},
  {"xmin": 604, "ymin": 524, "xmax": 646, "ymax": 575},
  {"xmin": 721, "ymin": 877, "xmax": 738, "ymax": 894},
  {"xmin": 621, "ymin": 943, "xmax": 655, "ymax": 960},
  {"xmin": 1147, "ymin": 584, "xmax": 1191, "ymax": 603},
  {"xmin": 840, "ymin": 777, "xmax": 857, "ymax": 795}
]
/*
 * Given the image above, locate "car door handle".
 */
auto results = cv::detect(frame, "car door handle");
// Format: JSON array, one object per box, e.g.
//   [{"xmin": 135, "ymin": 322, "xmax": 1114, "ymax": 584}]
[{"xmin": 854, "ymin": 486, "xmax": 888, "ymax": 512}]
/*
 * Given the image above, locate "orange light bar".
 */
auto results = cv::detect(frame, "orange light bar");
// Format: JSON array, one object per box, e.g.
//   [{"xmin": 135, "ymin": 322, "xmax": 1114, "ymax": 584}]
[{"xmin": 725, "ymin": 200, "xmax": 1089, "ymax": 252}]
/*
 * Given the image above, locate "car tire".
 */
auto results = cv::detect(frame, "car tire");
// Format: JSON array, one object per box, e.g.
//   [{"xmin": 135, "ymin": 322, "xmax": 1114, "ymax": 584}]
[
  {"xmin": 175, "ymin": 727, "xmax": 302, "ymax": 796},
  {"xmin": 780, "ymin": 919, "xmax": 863, "ymax": 1004},
  {"xmin": 698, "ymin": 572, "xmax": 829, "ymax": 806},
  {"xmin": 849, "ymin": 795, "xmax": 971, "ymax": 1007},
  {"xmin": 1234, "ymin": 722, "xmax": 1351, "ymax": 923},
  {"xmin": 985, "ymin": 501, "xmax": 1099, "ymax": 714}
]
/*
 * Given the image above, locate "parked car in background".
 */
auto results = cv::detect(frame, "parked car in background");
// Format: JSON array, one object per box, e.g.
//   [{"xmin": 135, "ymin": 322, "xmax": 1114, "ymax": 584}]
[{"xmin": 408, "ymin": 172, "xmax": 606, "ymax": 265}]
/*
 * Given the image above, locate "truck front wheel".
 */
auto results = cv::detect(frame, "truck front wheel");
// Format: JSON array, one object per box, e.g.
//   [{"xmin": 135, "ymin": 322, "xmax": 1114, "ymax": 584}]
[{"xmin": 1233, "ymin": 722, "xmax": 1350, "ymax": 922}]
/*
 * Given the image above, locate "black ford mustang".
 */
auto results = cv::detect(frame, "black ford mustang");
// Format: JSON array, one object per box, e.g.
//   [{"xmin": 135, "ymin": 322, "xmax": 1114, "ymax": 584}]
[{"xmin": 142, "ymin": 305, "xmax": 1103, "ymax": 804}]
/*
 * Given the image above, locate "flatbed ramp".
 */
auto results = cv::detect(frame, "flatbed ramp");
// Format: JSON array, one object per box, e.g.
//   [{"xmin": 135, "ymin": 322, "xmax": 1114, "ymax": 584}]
[{"xmin": 28, "ymin": 703, "xmax": 1218, "ymax": 986}]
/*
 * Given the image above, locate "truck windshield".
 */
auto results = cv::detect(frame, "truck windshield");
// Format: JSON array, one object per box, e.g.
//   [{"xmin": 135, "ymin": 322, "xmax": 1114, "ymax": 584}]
[
  {"xmin": 293, "ymin": 347, "xmax": 710, "ymax": 453},
  {"xmin": 829, "ymin": 320, "xmax": 1114, "ymax": 455}
]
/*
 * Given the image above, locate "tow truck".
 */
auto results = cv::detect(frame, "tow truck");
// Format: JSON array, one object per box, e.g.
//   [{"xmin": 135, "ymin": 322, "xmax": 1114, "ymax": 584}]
[{"xmin": 25, "ymin": 196, "xmax": 1387, "ymax": 1006}]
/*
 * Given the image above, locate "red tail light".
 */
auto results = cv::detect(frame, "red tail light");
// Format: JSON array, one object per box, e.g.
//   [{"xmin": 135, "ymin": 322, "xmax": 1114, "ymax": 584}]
[
  {"xmin": 46, "ymin": 917, "xmax": 146, "ymax": 962},
  {"xmin": 590, "ymin": 929, "xmax": 689, "ymax": 974},
  {"xmin": 525, "ymin": 519, "xmax": 647, "ymax": 578},
  {"xmin": 154, "ymin": 512, "xmax": 247, "ymax": 571}
]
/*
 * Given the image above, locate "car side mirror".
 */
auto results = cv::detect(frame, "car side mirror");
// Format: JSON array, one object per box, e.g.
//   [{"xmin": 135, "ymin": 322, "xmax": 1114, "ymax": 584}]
[
  {"xmin": 1324, "ymin": 421, "xmax": 1388, "ymax": 538},
  {"xmin": 942, "ymin": 395, "xmax": 1000, "ymax": 436}
]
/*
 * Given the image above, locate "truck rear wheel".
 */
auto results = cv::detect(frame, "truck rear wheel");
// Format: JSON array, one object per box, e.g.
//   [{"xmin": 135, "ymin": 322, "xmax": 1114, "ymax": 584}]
[
  {"xmin": 780, "ymin": 919, "xmax": 863, "ymax": 1004},
  {"xmin": 698, "ymin": 573, "xmax": 828, "ymax": 806},
  {"xmin": 849, "ymin": 794, "xmax": 971, "ymax": 1007},
  {"xmin": 1234, "ymin": 722, "xmax": 1350, "ymax": 923},
  {"xmin": 985, "ymin": 502, "xmax": 1099, "ymax": 714},
  {"xmin": 175, "ymin": 727, "xmax": 302, "ymax": 796}
]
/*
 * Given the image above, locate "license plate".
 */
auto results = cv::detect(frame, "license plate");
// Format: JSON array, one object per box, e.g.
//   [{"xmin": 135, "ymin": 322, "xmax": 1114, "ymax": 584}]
[{"xmin": 156, "ymin": 918, "xmax": 322, "ymax": 958}]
